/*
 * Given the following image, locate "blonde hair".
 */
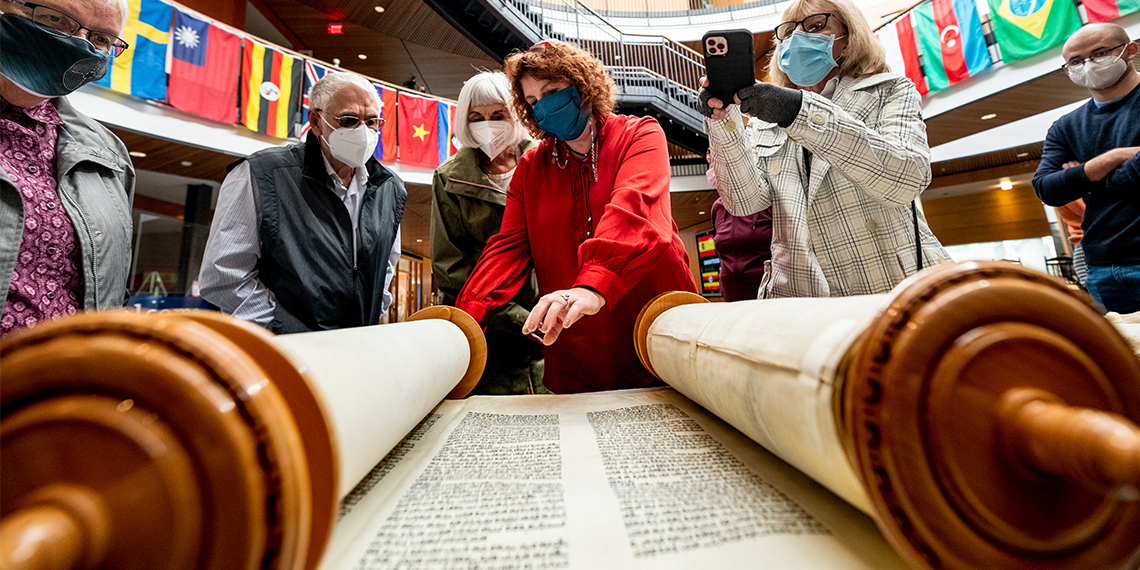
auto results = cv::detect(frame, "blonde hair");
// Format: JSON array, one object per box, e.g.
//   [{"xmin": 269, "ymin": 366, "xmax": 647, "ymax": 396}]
[
  {"xmin": 453, "ymin": 71, "xmax": 527, "ymax": 150},
  {"xmin": 766, "ymin": 0, "xmax": 888, "ymax": 88}
]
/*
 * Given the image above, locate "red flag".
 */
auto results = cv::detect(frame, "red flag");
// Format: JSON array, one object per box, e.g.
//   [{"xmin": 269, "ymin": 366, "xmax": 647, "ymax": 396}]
[
  {"xmin": 448, "ymin": 104, "xmax": 459, "ymax": 157},
  {"xmin": 1084, "ymin": 0, "xmax": 1140, "ymax": 22},
  {"xmin": 895, "ymin": 15, "xmax": 928, "ymax": 95},
  {"xmin": 168, "ymin": 9, "xmax": 241, "ymax": 123},
  {"xmin": 379, "ymin": 86, "xmax": 398, "ymax": 161},
  {"xmin": 398, "ymin": 92, "xmax": 439, "ymax": 167}
]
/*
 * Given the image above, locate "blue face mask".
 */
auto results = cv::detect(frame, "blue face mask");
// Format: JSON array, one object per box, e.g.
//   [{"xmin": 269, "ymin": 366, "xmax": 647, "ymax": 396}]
[
  {"xmin": 0, "ymin": 14, "xmax": 111, "ymax": 98},
  {"xmin": 777, "ymin": 30, "xmax": 843, "ymax": 87},
  {"xmin": 532, "ymin": 85, "xmax": 590, "ymax": 141}
]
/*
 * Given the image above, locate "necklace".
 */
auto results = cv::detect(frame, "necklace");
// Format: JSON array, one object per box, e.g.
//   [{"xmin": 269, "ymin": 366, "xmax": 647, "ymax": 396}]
[{"xmin": 551, "ymin": 124, "xmax": 598, "ymax": 183}]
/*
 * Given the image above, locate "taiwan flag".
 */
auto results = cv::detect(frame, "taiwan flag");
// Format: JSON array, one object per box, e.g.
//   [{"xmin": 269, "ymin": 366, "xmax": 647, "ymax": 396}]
[
  {"xmin": 1083, "ymin": 0, "xmax": 1140, "ymax": 22},
  {"xmin": 877, "ymin": 12, "xmax": 928, "ymax": 95},
  {"xmin": 913, "ymin": 0, "xmax": 991, "ymax": 91},
  {"xmin": 373, "ymin": 84, "xmax": 398, "ymax": 162},
  {"xmin": 167, "ymin": 8, "xmax": 241, "ymax": 123},
  {"xmin": 985, "ymin": 0, "xmax": 1080, "ymax": 61},
  {"xmin": 398, "ymin": 92, "xmax": 439, "ymax": 167}
]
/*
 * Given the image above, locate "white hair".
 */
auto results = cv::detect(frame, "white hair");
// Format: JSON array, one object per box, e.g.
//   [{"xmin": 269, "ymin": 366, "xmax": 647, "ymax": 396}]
[
  {"xmin": 454, "ymin": 71, "xmax": 526, "ymax": 151},
  {"xmin": 308, "ymin": 72, "xmax": 381, "ymax": 114},
  {"xmin": 114, "ymin": 0, "xmax": 128, "ymax": 31}
]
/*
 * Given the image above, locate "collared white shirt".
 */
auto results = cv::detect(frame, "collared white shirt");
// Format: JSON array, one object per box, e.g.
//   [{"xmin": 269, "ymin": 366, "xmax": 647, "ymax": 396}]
[{"xmin": 198, "ymin": 155, "xmax": 400, "ymax": 327}]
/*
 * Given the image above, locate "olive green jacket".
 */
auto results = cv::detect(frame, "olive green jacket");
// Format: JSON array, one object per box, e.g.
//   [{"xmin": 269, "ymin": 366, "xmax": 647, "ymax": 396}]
[{"xmin": 430, "ymin": 141, "xmax": 539, "ymax": 329}]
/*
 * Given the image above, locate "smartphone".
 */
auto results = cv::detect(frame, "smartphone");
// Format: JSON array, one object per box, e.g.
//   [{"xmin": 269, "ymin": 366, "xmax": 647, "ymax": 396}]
[{"xmin": 702, "ymin": 29, "xmax": 756, "ymax": 104}]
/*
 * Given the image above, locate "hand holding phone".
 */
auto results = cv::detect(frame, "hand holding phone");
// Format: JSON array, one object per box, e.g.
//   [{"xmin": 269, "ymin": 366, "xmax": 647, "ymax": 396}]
[{"xmin": 702, "ymin": 29, "xmax": 756, "ymax": 105}]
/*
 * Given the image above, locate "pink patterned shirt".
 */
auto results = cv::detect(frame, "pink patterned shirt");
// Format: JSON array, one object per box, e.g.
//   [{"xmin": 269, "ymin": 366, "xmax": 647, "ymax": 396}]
[{"xmin": 1, "ymin": 98, "xmax": 84, "ymax": 335}]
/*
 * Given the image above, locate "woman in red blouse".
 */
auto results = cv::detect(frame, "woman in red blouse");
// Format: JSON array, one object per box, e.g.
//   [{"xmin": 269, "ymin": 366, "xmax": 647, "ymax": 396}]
[{"xmin": 456, "ymin": 42, "xmax": 698, "ymax": 393}]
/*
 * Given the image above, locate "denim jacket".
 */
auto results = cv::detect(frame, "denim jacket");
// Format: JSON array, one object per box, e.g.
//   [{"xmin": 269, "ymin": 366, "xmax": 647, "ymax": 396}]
[{"xmin": 0, "ymin": 96, "xmax": 135, "ymax": 313}]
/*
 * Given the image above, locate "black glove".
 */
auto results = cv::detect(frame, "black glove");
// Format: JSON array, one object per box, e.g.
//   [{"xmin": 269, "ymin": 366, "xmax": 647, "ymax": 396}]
[
  {"xmin": 698, "ymin": 87, "xmax": 719, "ymax": 118},
  {"xmin": 735, "ymin": 83, "xmax": 803, "ymax": 128}
]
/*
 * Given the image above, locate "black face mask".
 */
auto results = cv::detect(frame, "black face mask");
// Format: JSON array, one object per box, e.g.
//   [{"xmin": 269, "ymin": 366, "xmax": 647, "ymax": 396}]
[{"xmin": 0, "ymin": 13, "xmax": 111, "ymax": 98}]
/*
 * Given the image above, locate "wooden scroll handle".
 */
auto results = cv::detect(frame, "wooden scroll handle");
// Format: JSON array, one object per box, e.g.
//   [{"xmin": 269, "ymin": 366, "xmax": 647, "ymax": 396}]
[
  {"xmin": 0, "ymin": 488, "xmax": 109, "ymax": 570},
  {"xmin": 407, "ymin": 305, "xmax": 487, "ymax": 399},
  {"xmin": 1000, "ymin": 388, "xmax": 1140, "ymax": 499}
]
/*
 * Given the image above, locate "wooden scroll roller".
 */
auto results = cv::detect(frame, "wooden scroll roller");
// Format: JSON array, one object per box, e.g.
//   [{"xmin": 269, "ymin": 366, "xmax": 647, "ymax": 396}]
[
  {"xmin": 0, "ymin": 307, "xmax": 485, "ymax": 570},
  {"xmin": 634, "ymin": 261, "xmax": 1140, "ymax": 570}
]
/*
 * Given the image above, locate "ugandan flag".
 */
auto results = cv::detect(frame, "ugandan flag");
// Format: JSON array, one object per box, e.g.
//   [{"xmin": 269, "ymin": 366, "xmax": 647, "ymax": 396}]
[{"xmin": 240, "ymin": 38, "xmax": 303, "ymax": 139}]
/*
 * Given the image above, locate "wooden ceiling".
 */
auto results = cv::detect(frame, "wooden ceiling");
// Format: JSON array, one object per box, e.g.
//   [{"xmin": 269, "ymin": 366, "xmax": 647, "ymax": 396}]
[
  {"xmin": 252, "ymin": 0, "xmax": 499, "ymax": 99},
  {"xmin": 111, "ymin": 127, "xmax": 237, "ymax": 184}
]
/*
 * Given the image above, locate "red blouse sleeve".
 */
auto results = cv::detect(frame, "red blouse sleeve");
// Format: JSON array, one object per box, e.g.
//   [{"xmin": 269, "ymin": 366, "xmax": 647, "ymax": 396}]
[
  {"xmin": 573, "ymin": 118, "xmax": 675, "ymax": 307},
  {"xmin": 455, "ymin": 167, "xmax": 534, "ymax": 326}
]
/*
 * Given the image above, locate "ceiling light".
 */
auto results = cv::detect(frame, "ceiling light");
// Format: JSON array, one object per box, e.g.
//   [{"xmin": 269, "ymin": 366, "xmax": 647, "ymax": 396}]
[
  {"xmin": 698, "ymin": 211, "xmax": 706, "ymax": 215},
  {"xmin": 181, "ymin": 161, "xmax": 193, "ymax": 167},
  {"xmin": 375, "ymin": 5, "xmax": 385, "ymax": 12},
  {"xmin": 981, "ymin": 113, "xmax": 997, "ymax": 120},
  {"xmin": 1016, "ymin": 152, "xmax": 1029, "ymax": 158},
  {"xmin": 999, "ymin": 179, "xmax": 1013, "ymax": 190},
  {"xmin": 128, "ymin": 151, "xmax": 147, "ymax": 158},
  {"xmin": 358, "ymin": 54, "xmax": 367, "ymax": 60},
  {"xmin": 416, "ymin": 239, "xmax": 423, "ymax": 242},
  {"xmin": 327, "ymin": 21, "xmax": 344, "ymax": 35}
]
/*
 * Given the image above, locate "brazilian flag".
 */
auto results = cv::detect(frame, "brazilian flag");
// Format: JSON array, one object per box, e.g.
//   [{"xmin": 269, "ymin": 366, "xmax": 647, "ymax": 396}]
[{"xmin": 985, "ymin": 0, "xmax": 1081, "ymax": 61}]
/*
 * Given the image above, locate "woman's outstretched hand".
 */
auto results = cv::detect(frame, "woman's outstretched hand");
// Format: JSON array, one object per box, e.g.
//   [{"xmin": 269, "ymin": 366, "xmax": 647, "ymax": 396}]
[{"xmin": 522, "ymin": 287, "xmax": 606, "ymax": 346}]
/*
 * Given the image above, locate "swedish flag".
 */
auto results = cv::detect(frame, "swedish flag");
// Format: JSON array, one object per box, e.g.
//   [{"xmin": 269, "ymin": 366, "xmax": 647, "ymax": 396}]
[{"xmin": 96, "ymin": 0, "xmax": 172, "ymax": 99}]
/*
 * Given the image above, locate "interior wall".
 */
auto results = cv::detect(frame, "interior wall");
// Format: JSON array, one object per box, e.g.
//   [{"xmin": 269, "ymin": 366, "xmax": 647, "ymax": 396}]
[
  {"xmin": 921, "ymin": 185, "xmax": 1052, "ymax": 247},
  {"xmin": 177, "ymin": 0, "xmax": 246, "ymax": 28},
  {"xmin": 678, "ymin": 220, "xmax": 714, "ymax": 295}
]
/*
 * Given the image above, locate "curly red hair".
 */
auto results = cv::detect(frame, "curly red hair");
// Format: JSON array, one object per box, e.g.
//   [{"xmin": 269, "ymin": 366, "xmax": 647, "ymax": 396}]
[{"xmin": 503, "ymin": 41, "xmax": 616, "ymax": 139}]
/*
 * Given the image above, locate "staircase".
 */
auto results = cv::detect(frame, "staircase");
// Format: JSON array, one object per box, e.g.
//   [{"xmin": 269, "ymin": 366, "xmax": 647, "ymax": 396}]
[{"xmin": 424, "ymin": 0, "xmax": 709, "ymax": 154}]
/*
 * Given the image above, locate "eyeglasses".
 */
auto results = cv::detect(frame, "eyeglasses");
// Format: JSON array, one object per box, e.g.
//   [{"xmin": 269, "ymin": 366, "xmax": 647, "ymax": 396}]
[
  {"xmin": 1063, "ymin": 43, "xmax": 1127, "ymax": 72},
  {"xmin": 775, "ymin": 13, "xmax": 836, "ymax": 42},
  {"xmin": 3, "ymin": 0, "xmax": 130, "ymax": 57},
  {"xmin": 317, "ymin": 111, "xmax": 384, "ymax": 130}
]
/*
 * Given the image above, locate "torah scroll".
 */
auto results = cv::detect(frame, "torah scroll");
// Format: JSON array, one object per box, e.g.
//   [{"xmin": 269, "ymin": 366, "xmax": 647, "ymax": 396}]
[{"xmin": 638, "ymin": 261, "xmax": 1140, "ymax": 570}]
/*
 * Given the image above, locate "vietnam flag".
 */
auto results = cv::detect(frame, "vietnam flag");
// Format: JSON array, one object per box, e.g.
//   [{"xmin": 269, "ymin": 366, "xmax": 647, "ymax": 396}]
[
  {"xmin": 373, "ymin": 84, "xmax": 398, "ymax": 162},
  {"xmin": 877, "ymin": 12, "xmax": 928, "ymax": 95},
  {"xmin": 240, "ymin": 38, "xmax": 303, "ymax": 139},
  {"xmin": 168, "ymin": 8, "xmax": 241, "ymax": 123},
  {"xmin": 398, "ymin": 92, "xmax": 439, "ymax": 167},
  {"xmin": 913, "ymin": 0, "xmax": 991, "ymax": 91},
  {"xmin": 1084, "ymin": 0, "xmax": 1140, "ymax": 22}
]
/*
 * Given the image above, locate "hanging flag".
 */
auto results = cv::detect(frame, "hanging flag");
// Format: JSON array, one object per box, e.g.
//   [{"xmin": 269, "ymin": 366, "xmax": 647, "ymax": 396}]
[
  {"xmin": 437, "ymin": 101, "xmax": 454, "ymax": 164},
  {"xmin": 985, "ymin": 0, "xmax": 1080, "ymax": 61},
  {"xmin": 240, "ymin": 38, "xmax": 303, "ymax": 139},
  {"xmin": 96, "ymin": 0, "xmax": 171, "ymax": 99},
  {"xmin": 300, "ymin": 61, "xmax": 336, "ymax": 138},
  {"xmin": 1083, "ymin": 0, "xmax": 1140, "ymax": 22},
  {"xmin": 167, "ymin": 9, "xmax": 241, "ymax": 123},
  {"xmin": 913, "ymin": 0, "xmax": 991, "ymax": 91},
  {"xmin": 373, "ymin": 85, "xmax": 399, "ymax": 161},
  {"xmin": 877, "ymin": 12, "xmax": 928, "ymax": 95},
  {"xmin": 448, "ymin": 104, "xmax": 459, "ymax": 156},
  {"xmin": 398, "ymin": 92, "xmax": 439, "ymax": 167}
]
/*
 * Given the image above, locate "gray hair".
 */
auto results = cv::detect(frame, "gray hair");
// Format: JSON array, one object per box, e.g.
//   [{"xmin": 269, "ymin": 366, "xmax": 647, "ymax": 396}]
[
  {"xmin": 454, "ymin": 71, "xmax": 527, "ymax": 150},
  {"xmin": 309, "ymin": 72, "xmax": 382, "ymax": 113}
]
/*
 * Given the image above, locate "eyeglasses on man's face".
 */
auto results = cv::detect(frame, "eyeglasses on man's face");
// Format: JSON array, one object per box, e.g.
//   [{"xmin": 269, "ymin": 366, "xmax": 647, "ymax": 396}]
[
  {"xmin": 775, "ymin": 13, "xmax": 836, "ymax": 42},
  {"xmin": 319, "ymin": 111, "xmax": 384, "ymax": 131},
  {"xmin": 1063, "ymin": 43, "xmax": 1127, "ymax": 72},
  {"xmin": 3, "ymin": 0, "xmax": 129, "ymax": 57}
]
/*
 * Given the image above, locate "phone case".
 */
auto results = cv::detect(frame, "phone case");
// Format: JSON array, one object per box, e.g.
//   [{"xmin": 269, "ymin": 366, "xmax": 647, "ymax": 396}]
[{"xmin": 702, "ymin": 29, "xmax": 756, "ymax": 104}]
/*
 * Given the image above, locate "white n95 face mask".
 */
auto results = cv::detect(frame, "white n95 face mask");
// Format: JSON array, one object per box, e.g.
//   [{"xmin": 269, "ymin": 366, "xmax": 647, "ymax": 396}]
[
  {"xmin": 321, "ymin": 115, "xmax": 379, "ymax": 168},
  {"xmin": 1068, "ymin": 52, "xmax": 1129, "ymax": 90},
  {"xmin": 468, "ymin": 120, "xmax": 514, "ymax": 159}
]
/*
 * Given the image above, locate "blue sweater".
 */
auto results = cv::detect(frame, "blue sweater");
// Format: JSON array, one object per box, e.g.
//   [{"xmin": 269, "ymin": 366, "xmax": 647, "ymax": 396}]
[{"xmin": 1033, "ymin": 82, "xmax": 1140, "ymax": 266}]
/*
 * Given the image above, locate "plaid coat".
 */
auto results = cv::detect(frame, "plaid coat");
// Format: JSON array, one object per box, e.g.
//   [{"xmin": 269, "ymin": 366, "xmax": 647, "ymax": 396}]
[{"xmin": 707, "ymin": 73, "xmax": 950, "ymax": 299}]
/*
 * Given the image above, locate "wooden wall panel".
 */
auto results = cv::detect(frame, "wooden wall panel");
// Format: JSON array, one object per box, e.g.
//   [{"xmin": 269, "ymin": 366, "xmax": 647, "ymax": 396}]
[
  {"xmin": 178, "ymin": 0, "xmax": 245, "ymax": 28},
  {"xmin": 921, "ymin": 186, "xmax": 1051, "ymax": 247}
]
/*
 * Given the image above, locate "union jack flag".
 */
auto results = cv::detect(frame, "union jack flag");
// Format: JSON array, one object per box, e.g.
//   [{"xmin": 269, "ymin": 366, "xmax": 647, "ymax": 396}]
[{"xmin": 299, "ymin": 61, "xmax": 335, "ymax": 138}]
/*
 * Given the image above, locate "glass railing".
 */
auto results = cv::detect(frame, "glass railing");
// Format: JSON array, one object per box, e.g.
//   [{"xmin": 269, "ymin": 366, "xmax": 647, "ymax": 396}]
[{"xmin": 547, "ymin": 0, "xmax": 787, "ymax": 27}]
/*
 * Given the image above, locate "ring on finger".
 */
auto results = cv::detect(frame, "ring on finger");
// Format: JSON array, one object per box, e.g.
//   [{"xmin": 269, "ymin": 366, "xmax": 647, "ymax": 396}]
[{"xmin": 561, "ymin": 293, "xmax": 572, "ymax": 303}]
